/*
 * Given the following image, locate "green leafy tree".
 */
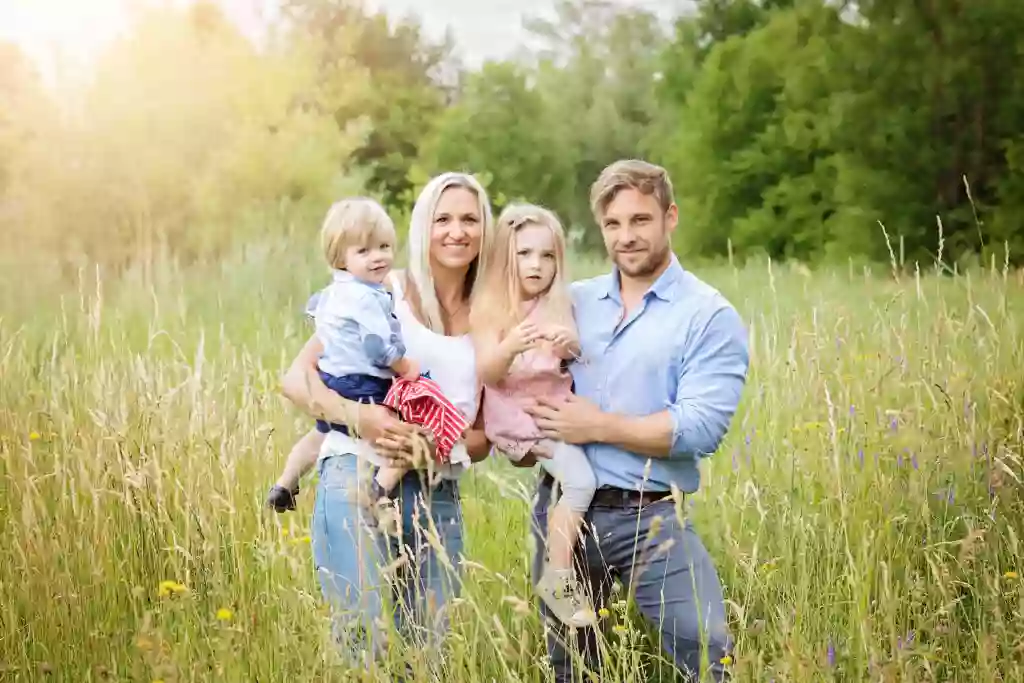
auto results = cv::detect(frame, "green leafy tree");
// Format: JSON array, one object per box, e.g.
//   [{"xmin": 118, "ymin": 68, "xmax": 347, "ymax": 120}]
[{"xmin": 280, "ymin": 0, "xmax": 455, "ymax": 211}]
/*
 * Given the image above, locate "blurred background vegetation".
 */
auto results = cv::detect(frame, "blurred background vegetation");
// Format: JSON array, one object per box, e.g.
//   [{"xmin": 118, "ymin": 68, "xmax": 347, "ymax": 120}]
[{"xmin": 3, "ymin": 0, "xmax": 1024, "ymax": 276}]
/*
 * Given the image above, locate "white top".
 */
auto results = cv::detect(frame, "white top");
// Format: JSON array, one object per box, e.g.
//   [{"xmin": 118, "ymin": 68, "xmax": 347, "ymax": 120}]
[{"xmin": 320, "ymin": 271, "xmax": 481, "ymax": 479}]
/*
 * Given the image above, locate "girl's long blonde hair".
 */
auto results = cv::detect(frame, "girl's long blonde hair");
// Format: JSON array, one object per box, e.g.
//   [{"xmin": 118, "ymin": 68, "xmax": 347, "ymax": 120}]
[
  {"xmin": 470, "ymin": 203, "xmax": 575, "ymax": 340},
  {"xmin": 406, "ymin": 172, "xmax": 493, "ymax": 334}
]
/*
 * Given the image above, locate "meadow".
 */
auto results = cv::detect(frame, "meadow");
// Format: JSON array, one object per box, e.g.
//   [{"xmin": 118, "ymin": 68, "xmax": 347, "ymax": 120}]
[{"xmin": 1, "ymin": 241, "xmax": 1022, "ymax": 683}]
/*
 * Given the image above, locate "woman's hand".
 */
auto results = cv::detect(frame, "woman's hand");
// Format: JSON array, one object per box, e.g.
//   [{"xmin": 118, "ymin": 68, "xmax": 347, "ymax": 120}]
[
  {"xmin": 355, "ymin": 403, "xmax": 418, "ymax": 446},
  {"xmin": 374, "ymin": 427, "xmax": 437, "ymax": 469}
]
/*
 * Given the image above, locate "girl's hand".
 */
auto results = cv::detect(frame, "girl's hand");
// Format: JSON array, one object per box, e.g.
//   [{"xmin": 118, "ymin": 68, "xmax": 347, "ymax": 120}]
[
  {"xmin": 543, "ymin": 325, "xmax": 580, "ymax": 359},
  {"xmin": 501, "ymin": 320, "xmax": 542, "ymax": 356}
]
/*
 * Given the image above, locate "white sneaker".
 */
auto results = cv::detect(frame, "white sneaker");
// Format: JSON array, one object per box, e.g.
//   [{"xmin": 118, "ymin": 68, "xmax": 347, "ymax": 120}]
[{"xmin": 536, "ymin": 568, "xmax": 597, "ymax": 628}]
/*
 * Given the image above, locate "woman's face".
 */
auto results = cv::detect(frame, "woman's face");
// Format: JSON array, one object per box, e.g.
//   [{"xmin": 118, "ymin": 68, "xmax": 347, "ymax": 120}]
[{"xmin": 429, "ymin": 186, "xmax": 483, "ymax": 271}]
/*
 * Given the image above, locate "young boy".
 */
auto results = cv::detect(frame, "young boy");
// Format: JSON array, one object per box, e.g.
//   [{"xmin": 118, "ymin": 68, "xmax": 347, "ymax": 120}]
[{"xmin": 266, "ymin": 197, "xmax": 419, "ymax": 513}]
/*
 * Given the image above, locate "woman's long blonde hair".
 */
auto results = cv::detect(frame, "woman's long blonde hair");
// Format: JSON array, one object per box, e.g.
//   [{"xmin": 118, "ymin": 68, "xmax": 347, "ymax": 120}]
[
  {"xmin": 406, "ymin": 172, "xmax": 493, "ymax": 334},
  {"xmin": 470, "ymin": 203, "xmax": 575, "ymax": 340}
]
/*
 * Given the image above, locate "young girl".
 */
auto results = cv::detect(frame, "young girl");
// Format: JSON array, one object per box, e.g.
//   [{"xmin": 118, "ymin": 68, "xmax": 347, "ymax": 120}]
[
  {"xmin": 267, "ymin": 198, "xmax": 468, "ymax": 518},
  {"xmin": 471, "ymin": 203, "xmax": 598, "ymax": 628}
]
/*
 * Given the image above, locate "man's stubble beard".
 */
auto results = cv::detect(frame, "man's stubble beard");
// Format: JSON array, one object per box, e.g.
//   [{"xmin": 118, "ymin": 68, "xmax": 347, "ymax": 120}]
[{"xmin": 613, "ymin": 240, "xmax": 672, "ymax": 279}]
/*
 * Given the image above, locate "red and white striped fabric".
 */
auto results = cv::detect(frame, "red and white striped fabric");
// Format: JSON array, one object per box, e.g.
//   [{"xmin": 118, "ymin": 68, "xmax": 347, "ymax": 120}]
[{"xmin": 383, "ymin": 376, "xmax": 470, "ymax": 464}]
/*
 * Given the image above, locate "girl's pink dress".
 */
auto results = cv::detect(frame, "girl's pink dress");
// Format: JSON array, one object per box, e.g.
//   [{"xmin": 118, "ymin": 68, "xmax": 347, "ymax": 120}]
[{"xmin": 482, "ymin": 302, "xmax": 574, "ymax": 461}]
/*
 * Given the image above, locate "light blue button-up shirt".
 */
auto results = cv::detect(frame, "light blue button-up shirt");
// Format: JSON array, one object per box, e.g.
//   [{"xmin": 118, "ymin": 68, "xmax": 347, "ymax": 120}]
[
  {"xmin": 569, "ymin": 255, "xmax": 749, "ymax": 493},
  {"xmin": 313, "ymin": 270, "xmax": 406, "ymax": 379}
]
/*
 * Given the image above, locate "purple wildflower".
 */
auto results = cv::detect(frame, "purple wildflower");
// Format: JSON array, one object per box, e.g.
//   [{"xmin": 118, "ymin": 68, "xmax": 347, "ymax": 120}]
[
  {"xmin": 858, "ymin": 448, "xmax": 864, "ymax": 467},
  {"xmin": 827, "ymin": 640, "xmax": 836, "ymax": 667},
  {"xmin": 911, "ymin": 452, "xmax": 919, "ymax": 470}
]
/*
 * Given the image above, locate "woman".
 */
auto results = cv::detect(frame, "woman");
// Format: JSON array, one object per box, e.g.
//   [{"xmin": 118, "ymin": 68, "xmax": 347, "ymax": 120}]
[{"xmin": 281, "ymin": 172, "xmax": 493, "ymax": 661}]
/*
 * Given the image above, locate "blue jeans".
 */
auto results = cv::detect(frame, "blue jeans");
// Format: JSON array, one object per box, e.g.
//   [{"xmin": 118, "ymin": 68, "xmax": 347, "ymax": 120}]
[
  {"xmin": 311, "ymin": 453, "xmax": 464, "ymax": 664},
  {"xmin": 531, "ymin": 475, "xmax": 733, "ymax": 682}
]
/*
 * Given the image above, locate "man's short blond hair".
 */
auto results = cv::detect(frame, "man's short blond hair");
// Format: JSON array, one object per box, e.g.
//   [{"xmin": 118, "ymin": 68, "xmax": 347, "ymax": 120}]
[
  {"xmin": 589, "ymin": 159, "xmax": 675, "ymax": 220},
  {"xmin": 321, "ymin": 197, "xmax": 396, "ymax": 269}
]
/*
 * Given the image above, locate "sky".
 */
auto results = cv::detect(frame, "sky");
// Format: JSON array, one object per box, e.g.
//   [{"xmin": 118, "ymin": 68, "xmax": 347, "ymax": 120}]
[{"xmin": 0, "ymin": 0, "xmax": 686, "ymax": 83}]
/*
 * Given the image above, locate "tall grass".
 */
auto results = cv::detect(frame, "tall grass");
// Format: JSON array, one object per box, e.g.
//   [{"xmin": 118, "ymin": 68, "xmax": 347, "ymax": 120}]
[{"xmin": 1, "ymin": 241, "xmax": 1022, "ymax": 682}]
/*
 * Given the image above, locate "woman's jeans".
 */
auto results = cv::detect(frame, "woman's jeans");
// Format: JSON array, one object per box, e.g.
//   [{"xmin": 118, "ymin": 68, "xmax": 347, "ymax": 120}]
[{"xmin": 310, "ymin": 453, "xmax": 464, "ymax": 664}]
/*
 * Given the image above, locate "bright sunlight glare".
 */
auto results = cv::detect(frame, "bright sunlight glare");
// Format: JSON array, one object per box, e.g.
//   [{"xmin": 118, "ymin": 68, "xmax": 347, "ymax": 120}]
[{"xmin": 0, "ymin": 0, "xmax": 271, "ymax": 83}]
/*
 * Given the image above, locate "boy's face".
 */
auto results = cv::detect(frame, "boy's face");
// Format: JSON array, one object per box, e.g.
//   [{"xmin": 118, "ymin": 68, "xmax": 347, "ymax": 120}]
[{"xmin": 344, "ymin": 239, "xmax": 394, "ymax": 285}]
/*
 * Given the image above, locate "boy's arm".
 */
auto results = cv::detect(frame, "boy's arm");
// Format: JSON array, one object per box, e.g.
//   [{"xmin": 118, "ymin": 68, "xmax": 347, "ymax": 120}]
[{"xmin": 341, "ymin": 289, "xmax": 408, "ymax": 370}]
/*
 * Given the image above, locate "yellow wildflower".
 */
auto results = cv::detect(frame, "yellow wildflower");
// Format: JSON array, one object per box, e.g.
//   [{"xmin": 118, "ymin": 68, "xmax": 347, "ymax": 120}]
[
  {"xmin": 612, "ymin": 624, "xmax": 627, "ymax": 635},
  {"xmin": 1004, "ymin": 571, "xmax": 1018, "ymax": 579},
  {"xmin": 216, "ymin": 608, "xmax": 233, "ymax": 621},
  {"xmin": 290, "ymin": 535, "xmax": 311, "ymax": 545},
  {"xmin": 157, "ymin": 580, "xmax": 187, "ymax": 597},
  {"xmin": 29, "ymin": 432, "xmax": 40, "ymax": 441},
  {"xmin": 598, "ymin": 608, "xmax": 611, "ymax": 619},
  {"xmin": 720, "ymin": 655, "xmax": 733, "ymax": 666}
]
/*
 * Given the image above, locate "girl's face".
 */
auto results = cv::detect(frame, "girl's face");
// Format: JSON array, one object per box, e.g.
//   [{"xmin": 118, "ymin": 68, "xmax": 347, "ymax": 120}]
[
  {"xmin": 514, "ymin": 223, "xmax": 557, "ymax": 300},
  {"xmin": 430, "ymin": 187, "xmax": 483, "ymax": 271}
]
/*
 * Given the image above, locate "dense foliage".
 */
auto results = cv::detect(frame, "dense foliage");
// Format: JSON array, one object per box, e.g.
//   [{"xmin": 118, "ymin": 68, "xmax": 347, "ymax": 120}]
[{"xmin": 3, "ymin": 0, "xmax": 1024, "ymax": 268}]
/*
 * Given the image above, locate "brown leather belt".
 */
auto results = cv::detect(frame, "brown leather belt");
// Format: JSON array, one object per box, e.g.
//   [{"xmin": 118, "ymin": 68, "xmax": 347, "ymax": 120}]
[{"xmin": 540, "ymin": 473, "xmax": 677, "ymax": 508}]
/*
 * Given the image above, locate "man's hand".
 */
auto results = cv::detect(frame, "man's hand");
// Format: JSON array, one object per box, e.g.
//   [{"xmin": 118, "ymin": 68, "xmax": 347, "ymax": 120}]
[{"xmin": 524, "ymin": 394, "xmax": 606, "ymax": 445}]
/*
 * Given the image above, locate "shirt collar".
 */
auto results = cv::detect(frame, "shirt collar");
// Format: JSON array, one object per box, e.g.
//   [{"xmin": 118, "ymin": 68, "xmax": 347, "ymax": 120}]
[{"xmin": 599, "ymin": 253, "xmax": 685, "ymax": 303}]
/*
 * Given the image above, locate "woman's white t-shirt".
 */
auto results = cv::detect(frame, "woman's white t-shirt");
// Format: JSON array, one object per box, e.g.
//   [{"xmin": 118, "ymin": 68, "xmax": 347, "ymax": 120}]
[{"xmin": 319, "ymin": 272, "xmax": 480, "ymax": 480}]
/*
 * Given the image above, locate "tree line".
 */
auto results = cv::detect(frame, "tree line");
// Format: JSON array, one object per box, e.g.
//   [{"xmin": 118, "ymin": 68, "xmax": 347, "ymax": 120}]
[{"xmin": 2, "ymin": 0, "xmax": 1023, "ymax": 270}]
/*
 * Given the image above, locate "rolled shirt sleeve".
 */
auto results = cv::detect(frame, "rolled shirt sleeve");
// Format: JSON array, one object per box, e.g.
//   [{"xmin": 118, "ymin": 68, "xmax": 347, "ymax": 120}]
[{"xmin": 667, "ymin": 304, "xmax": 749, "ymax": 459}]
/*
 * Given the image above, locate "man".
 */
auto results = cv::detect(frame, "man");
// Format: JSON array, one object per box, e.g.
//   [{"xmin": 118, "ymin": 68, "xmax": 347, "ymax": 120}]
[{"xmin": 523, "ymin": 159, "xmax": 749, "ymax": 682}]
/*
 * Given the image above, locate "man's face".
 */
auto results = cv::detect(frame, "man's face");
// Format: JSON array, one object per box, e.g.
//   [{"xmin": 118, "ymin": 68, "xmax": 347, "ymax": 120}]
[{"xmin": 598, "ymin": 188, "xmax": 677, "ymax": 279}]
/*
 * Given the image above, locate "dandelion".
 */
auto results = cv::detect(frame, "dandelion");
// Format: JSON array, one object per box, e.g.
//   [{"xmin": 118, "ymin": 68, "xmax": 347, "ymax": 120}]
[
  {"xmin": 1004, "ymin": 571, "xmax": 1018, "ymax": 579},
  {"xmin": 29, "ymin": 431, "xmax": 40, "ymax": 441},
  {"xmin": 598, "ymin": 608, "xmax": 610, "ymax": 619},
  {"xmin": 612, "ymin": 624, "xmax": 627, "ymax": 635},
  {"xmin": 290, "ymin": 535, "xmax": 311, "ymax": 545},
  {"xmin": 216, "ymin": 608, "xmax": 233, "ymax": 621},
  {"xmin": 157, "ymin": 580, "xmax": 186, "ymax": 597},
  {"xmin": 720, "ymin": 655, "xmax": 733, "ymax": 666}
]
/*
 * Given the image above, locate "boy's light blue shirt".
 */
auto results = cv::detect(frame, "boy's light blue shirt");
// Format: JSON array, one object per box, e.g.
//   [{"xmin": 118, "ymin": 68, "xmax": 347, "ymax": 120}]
[
  {"xmin": 313, "ymin": 270, "xmax": 406, "ymax": 379},
  {"xmin": 569, "ymin": 255, "xmax": 749, "ymax": 493}
]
